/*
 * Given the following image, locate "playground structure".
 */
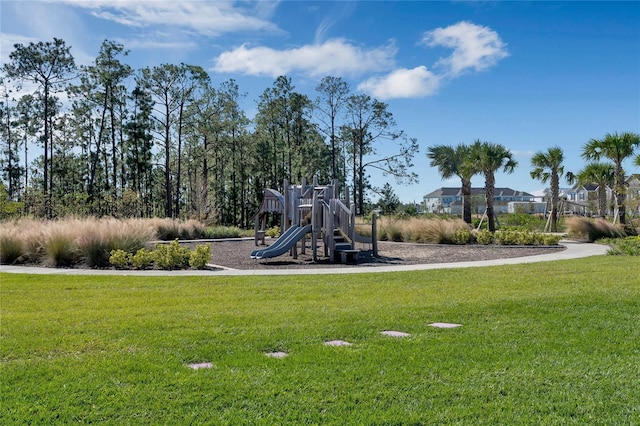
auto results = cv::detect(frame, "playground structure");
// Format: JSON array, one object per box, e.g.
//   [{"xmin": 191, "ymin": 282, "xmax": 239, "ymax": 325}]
[{"xmin": 251, "ymin": 177, "xmax": 377, "ymax": 263}]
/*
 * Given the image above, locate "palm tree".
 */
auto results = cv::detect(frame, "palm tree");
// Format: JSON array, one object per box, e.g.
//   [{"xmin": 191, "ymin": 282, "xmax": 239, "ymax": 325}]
[
  {"xmin": 567, "ymin": 162, "xmax": 615, "ymax": 218},
  {"xmin": 634, "ymin": 154, "xmax": 640, "ymax": 168},
  {"xmin": 473, "ymin": 140, "xmax": 518, "ymax": 232},
  {"xmin": 530, "ymin": 147, "xmax": 566, "ymax": 232},
  {"xmin": 582, "ymin": 131, "xmax": 640, "ymax": 224},
  {"xmin": 426, "ymin": 143, "xmax": 479, "ymax": 224}
]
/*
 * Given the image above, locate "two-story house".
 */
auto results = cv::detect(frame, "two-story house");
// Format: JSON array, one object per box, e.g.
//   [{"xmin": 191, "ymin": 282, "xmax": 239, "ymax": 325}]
[{"xmin": 423, "ymin": 187, "xmax": 537, "ymax": 215}]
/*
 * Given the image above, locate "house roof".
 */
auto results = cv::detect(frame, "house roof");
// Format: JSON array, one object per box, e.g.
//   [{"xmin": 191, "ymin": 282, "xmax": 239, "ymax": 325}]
[{"xmin": 424, "ymin": 187, "xmax": 534, "ymax": 198}]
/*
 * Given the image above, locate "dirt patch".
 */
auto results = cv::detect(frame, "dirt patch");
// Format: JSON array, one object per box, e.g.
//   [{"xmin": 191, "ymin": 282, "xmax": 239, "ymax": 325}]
[{"xmin": 185, "ymin": 239, "xmax": 566, "ymax": 271}]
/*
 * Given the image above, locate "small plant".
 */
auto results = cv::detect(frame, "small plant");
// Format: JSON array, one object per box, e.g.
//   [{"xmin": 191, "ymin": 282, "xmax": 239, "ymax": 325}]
[
  {"xmin": 130, "ymin": 248, "xmax": 154, "ymax": 269},
  {"xmin": 450, "ymin": 228, "xmax": 471, "ymax": 245},
  {"xmin": 474, "ymin": 229, "xmax": 494, "ymax": 245},
  {"xmin": 154, "ymin": 239, "xmax": 190, "ymax": 270},
  {"xmin": 189, "ymin": 243, "xmax": 211, "ymax": 269},
  {"xmin": 543, "ymin": 234, "xmax": 562, "ymax": 246},
  {"xmin": 109, "ymin": 249, "xmax": 129, "ymax": 269},
  {"xmin": 604, "ymin": 236, "xmax": 640, "ymax": 256},
  {"xmin": 266, "ymin": 226, "xmax": 280, "ymax": 238}
]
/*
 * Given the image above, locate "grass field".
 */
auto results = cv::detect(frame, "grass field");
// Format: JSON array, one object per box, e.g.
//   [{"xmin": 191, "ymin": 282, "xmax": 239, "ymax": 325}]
[{"xmin": 1, "ymin": 257, "xmax": 639, "ymax": 425}]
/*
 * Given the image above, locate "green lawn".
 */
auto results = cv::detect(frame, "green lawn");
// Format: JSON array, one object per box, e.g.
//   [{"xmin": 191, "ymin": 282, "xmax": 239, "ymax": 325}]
[{"xmin": 2, "ymin": 257, "xmax": 639, "ymax": 425}]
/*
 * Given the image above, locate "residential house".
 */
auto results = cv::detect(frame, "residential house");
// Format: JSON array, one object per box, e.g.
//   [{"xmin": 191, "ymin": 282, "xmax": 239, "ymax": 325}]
[
  {"xmin": 626, "ymin": 174, "xmax": 640, "ymax": 216},
  {"xmin": 422, "ymin": 187, "xmax": 536, "ymax": 215}
]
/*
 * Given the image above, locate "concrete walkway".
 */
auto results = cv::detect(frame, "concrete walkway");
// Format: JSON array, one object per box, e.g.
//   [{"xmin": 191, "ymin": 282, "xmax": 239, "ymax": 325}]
[{"xmin": 0, "ymin": 240, "xmax": 609, "ymax": 277}]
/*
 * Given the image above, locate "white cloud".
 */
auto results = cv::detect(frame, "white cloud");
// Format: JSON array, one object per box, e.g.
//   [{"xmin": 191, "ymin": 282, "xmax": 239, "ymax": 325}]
[
  {"xmin": 1, "ymin": 33, "xmax": 39, "ymax": 65},
  {"xmin": 422, "ymin": 21, "xmax": 508, "ymax": 76},
  {"xmin": 55, "ymin": 0, "xmax": 281, "ymax": 37},
  {"xmin": 212, "ymin": 39, "xmax": 397, "ymax": 77},
  {"xmin": 357, "ymin": 66, "xmax": 441, "ymax": 100},
  {"xmin": 512, "ymin": 150, "xmax": 536, "ymax": 158}
]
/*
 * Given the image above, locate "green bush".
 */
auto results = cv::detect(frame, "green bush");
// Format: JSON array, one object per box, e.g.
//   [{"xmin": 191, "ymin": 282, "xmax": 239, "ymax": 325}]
[
  {"xmin": 543, "ymin": 234, "xmax": 563, "ymax": 246},
  {"xmin": 451, "ymin": 228, "xmax": 471, "ymax": 245},
  {"xmin": 494, "ymin": 230, "xmax": 560, "ymax": 246},
  {"xmin": 604, "ymin": 236, "xmax": 640, "ymax": 256},
  {"xmin": 154, "ymin": 239, "xmax": 190, "ymax": 270},
  {"xmin": 474, "ymin": 229, "xmax": 494, "ymax": 245},
  {"xmin": 189, "ymin": 243, "xmax": 211, "ymax": 269},
  {"xmin": 109, "ymin": 249, "xmax": 129, "ymax": 269},
  {"xmin": 204, "ymin": 226, "xmax": 242, "ymax": 239},
  {"xmin": 130, "ymin": 248, "xmax": 154, "ymax": 269},
  {"xmin": 266, "ymin": 226, "xmax": 280, "ymax": 238}
]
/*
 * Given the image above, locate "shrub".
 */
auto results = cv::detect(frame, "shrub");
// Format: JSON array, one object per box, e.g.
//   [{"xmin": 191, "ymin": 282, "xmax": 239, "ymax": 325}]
[
  {"xmin": 130, "ymin": 248, "xmax": 154, "ymax": 270},
  {"xmin": 564, "ymin": 216, "xmax": 625, "ymax": 242},
  {"xmin": 0, "ymin": 227, "xmax": 25, "ymax": 264},
  {"xmin": 450, "ymin": 228, "xmax": 471, "ymax": 245},
  {"xmin": 474, "ymin": 229, "xmax": 494, "ymax": 245},
  {"xmin": 189, "ymin": 243, "xmax": 211, "ymax": 269},
  {"xmin": 154, "ymin": 239, "xmax": 190, "ymax": 270},
  {"xmin": 266, "ymin": 226, "xmax": 280, "ymax": 238},
  {"xmin": 109, "ymin": 249, "xmax": 129, "ymax": 269},
  {"xmin": 543, "ymin": 234, "xmax": 562, "ymax": 246},
  {"xmin": 604, "ymin": 236, "xmax": 640, "ymax": 256},
  {"xmin": 75, "ymin": 218, "xmax": 155, "ymax": 268},
  {"xmin": 204, "ymin": 226, "xmax": 243, "ymax": 239},
  {"xmin": 43, "ymin": 226, "xmax": 78, "ymax": 267},
  {"xmin": 377, "ymin": 218, "xmax": 405, "ymax": 242}
]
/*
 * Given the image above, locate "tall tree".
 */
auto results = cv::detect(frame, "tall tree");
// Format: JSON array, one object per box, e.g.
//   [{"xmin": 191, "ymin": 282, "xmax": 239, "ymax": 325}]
[
  {"xmin": 3, "ymin": 38, "xmax": 76, "ymax": 216},
  {"xmin": 473, "ymin": 140, "xmax": 518, "ymax": 232},
  {"xmin": 124, "ymin": 86, "xmax": 155, "ymax": 216},
  {"xmin": 530, "ymin": 146, "xmax": 566, "ymax": 232},
  {"xmin": 567, "ymin": 162, "xmax": 615, "ymax": 218},
  {"xmin": 315, "ymin": 76, "xmax": 349, "ymax": 181},
  {"xmin": 342, "ymin": 94, "xmax": 418, "ymax": 215},
  {"xmin": 0, "ymin": 80, "xmax": 22, "ymax": 200},
  {"xmin": 427, "ymin": 143, "xmax": 479, "ymax": 224},
  {"xmin": 582, "ymin": 132, "xmax": 640, "ymax": 224},
  {"xmin": 69, "ymin": 40, "xmax": 132, "ymax": 209},
  {"xmin": 138, "ymin": 64, "xmax": 208, "ymax": 217},
  {"xmin": 15, "ymin": 94, "xmax": 39, "ymax": 201}
]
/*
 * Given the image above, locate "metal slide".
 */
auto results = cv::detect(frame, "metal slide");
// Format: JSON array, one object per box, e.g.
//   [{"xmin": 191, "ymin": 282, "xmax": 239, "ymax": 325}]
[{"xmin": 251, "ymin": 224, "xmax": 312, "ymax": 260}]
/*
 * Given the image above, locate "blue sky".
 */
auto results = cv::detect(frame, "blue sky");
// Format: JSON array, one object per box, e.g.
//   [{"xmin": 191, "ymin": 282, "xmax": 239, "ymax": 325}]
[{"xmin": 2, "ymin": 1, "xmax": 639, "ymax": 203}]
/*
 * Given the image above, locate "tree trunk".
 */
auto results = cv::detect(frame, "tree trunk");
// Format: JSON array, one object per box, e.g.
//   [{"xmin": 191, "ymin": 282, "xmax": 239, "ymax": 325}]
[
  {"xmin": 550, "ymin": 173, "xmax": 559, "ymax": 232},
  {"xmin": 485, "ymin": 173, "xmax": 496, "ymax": 232},
  {"xmin": 461, "ymin": 178, "xmax": 472, "ymax": 224}
]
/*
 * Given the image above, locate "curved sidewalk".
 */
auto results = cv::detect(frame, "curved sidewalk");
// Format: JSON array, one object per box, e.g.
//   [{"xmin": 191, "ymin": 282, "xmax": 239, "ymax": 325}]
[{"xmin": 0, "ymin": 241, "xmax": 609, "ymax": 277}]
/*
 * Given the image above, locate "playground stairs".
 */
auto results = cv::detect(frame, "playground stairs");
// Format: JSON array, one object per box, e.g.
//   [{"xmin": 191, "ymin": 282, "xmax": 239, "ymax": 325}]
[{"xmin": 332, "ymin": 229, "xmax": 359, "ymax": 264}]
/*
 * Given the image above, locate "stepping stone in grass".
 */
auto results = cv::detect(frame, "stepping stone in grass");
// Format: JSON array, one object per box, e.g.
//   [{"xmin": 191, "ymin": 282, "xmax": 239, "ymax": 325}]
[
  {"xmin": 265, "ymin": 351, "xmax": 288, "ymax": 358},
  {"xmin": 429, "ymin": 322, "xmax": 462, "ymax": 329},
  {"xmin": 381, "ymin": 330, "xmax": 411, "ymax": 337},
  {"xmin": 188, "ymin": 362, "xmax": 213, "ymax": 370},
  {"xmin": 324, "ymin": 340, "xmax": 352, "ymax": 346}
]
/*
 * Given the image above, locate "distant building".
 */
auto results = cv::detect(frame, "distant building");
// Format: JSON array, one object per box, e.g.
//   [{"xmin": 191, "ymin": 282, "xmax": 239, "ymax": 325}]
[{"xmin": 422, "ymin": 187, "xmax": 536, "ymax": 214}]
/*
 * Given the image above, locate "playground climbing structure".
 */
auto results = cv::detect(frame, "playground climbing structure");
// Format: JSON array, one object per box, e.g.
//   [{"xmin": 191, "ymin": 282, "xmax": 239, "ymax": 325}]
[{"xmin": 252, "ymin": 177, "xmax": 377, "ymax": 263}]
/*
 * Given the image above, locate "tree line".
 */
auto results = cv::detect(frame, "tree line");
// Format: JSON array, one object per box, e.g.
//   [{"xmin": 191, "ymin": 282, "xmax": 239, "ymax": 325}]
[
  {"xmin": 0, "ymin": 38, "xmax": 418, "ymax": 224},
  {"xmin": 2, "ymin": 39, "xmax": 638, "ymax": 230}
]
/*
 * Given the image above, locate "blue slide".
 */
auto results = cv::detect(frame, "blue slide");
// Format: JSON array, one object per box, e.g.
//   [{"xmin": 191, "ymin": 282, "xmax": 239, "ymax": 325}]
[
  {"xmin": 250, "ymin": 225, "xmax": 301, "ymax": 258},
  {"xmin": 250, "ymin": 224, "xmax": 312, "ymax": 260}
]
